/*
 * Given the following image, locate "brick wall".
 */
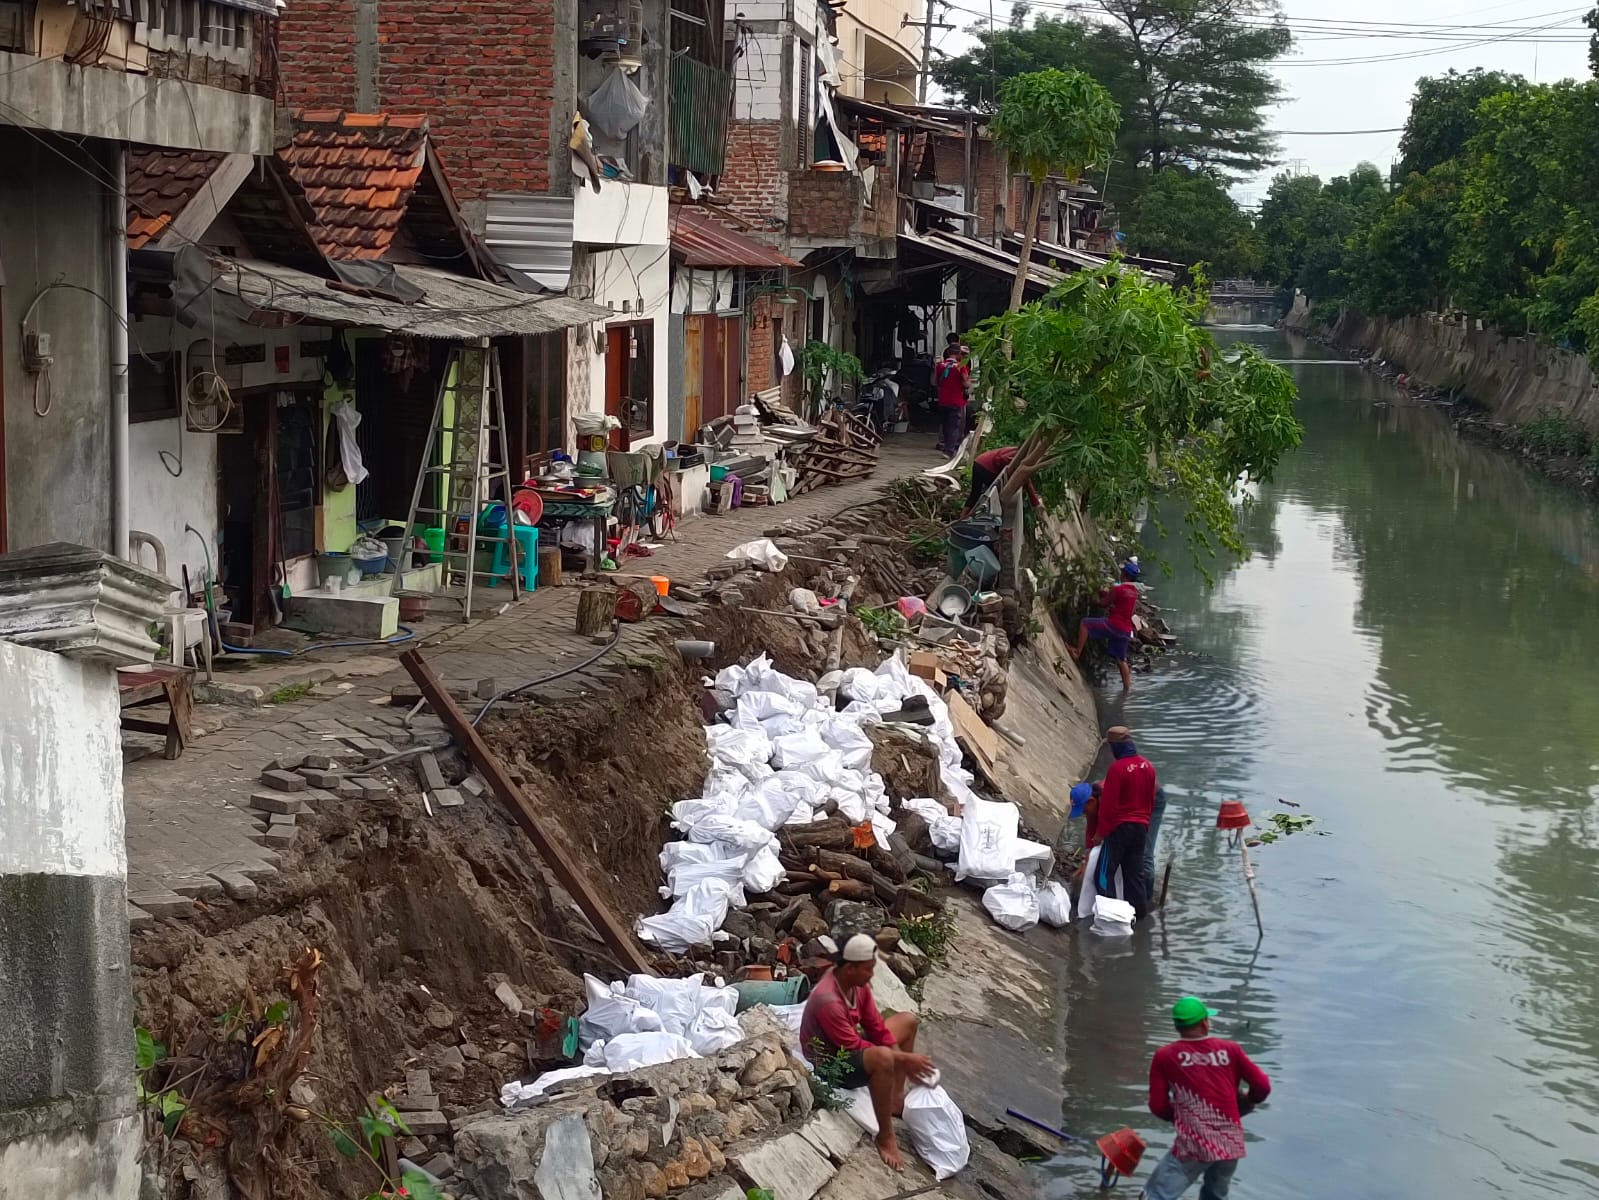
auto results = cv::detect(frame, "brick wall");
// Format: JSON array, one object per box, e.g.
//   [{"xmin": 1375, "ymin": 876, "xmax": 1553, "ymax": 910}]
[
  {"xmin": 930, "ymin": 134, "xmax": 1004, "ymax": 240},
  {"xmin": 276, "ymin": 0, "xmax": 558, "ymax": 202},
  {"xmin": 786, "ymin": 168, "xmax": 856, "ymax": 238},
  {"xmin": 746, "ymin": 295, "xmax": 774, "ymax": 393},
  {"xmin": 719, "ymin": 121, "xmax": 786, "ymax": 224}
]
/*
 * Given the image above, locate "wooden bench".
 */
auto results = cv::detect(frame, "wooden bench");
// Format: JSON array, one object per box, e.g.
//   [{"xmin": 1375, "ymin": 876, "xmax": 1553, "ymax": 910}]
[{"xmin": 117, "ymin": 665, "xmax": 195, "ymax": 760}]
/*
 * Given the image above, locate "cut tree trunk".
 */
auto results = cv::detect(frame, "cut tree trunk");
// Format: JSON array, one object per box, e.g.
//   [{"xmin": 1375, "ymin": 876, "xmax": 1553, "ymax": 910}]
[{"xmin": 575, "ymin": 586, "xmax": 617, "ymax": 636}]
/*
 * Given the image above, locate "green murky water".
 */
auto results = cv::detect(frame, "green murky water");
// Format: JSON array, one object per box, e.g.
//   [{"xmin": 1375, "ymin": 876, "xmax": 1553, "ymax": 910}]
[{"xmin": 1047, "ymin": 329, "xmax": 1599, "ymax": 1198}]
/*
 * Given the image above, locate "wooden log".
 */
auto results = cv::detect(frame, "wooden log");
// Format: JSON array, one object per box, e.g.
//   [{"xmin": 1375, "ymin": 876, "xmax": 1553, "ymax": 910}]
[
  {"xmin": 826, "ymin": 878, "xmax": 874, "ymax": 901},
  {"xmin": 811, "ymin": 848, "xmax": 875, "ymax": 884},
  {"xmin": 399, "ymin": 649, "xmax": 656, "ymax": 976},
  {"xmin": 537, "ymin": 544, "xmax": 562, "ymax": 588},
  {"xmin": 576, "ymin": 586, "xmax": 617, "ymax": 636}
]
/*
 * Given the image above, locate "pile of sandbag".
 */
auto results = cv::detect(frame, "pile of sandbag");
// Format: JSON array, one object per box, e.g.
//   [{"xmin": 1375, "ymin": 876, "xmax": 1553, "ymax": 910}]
[{"xmin": 500, "ymin": 973, "xmax": 741, "ymax": 1108}]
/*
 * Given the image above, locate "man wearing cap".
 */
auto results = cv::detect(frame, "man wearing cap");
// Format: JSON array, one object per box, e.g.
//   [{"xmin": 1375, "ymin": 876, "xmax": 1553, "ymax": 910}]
[
  {"xmin": 1095, "ymin": 726, "xmax": 1157, "ymax": 918},
  {"xmin": 1145, "ymin": 996, "xmax": 1272, "ymax": 1200},
  {"xmin": 798, "ymin": 933, "xmax": 934, "ymax": 1171},
  {"xmin": 1068, "ymin": 560, "xmax": 1142, "ymax": 690}
]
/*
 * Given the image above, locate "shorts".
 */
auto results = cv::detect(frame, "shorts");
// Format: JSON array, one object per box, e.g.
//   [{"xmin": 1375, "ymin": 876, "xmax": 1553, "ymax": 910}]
[
  {"xmin": 1082, "ymin": 616, "xmax": 1132, "ymax": 661},
  {"xmin": 836, "ymin": 1048, "xmax": 871, "ymax": 1090}
]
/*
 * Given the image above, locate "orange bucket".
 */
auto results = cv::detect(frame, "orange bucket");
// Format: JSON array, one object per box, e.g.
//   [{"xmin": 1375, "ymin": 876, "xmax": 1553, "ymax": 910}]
[
  {"xmin": 1216, "ymin": 799, "xmax": 1251, "ymax": 830},
  {"xmin": 1096, "ymin": 1127, "xmax": 1147, "ymax": 1178},
  {"xmin": 650, "ymin": 575, "xmax": 670, "ymax": 597}
]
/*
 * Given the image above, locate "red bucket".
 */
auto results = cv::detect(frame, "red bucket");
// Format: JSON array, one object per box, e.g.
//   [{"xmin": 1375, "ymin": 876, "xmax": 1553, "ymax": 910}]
[
  {"xmin": 1096, "ymin": 1127, "xmax": 1147, "ymax": 1178},
  {"xmin": 1216, "ymin": 799, "xmax": 1252, "ymax": 830}
]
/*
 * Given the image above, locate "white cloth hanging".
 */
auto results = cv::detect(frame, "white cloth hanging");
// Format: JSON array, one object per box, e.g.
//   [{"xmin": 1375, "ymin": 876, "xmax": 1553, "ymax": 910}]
[{"xmin": 331, "ymin": 398, "xmax": 369, "ymax": 485}]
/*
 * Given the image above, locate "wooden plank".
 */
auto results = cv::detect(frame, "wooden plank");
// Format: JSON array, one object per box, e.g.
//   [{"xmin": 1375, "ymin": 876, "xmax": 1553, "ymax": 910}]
[
  {"xmin": 946, "ymin": 690, "xmax": 1001, "ymax": 786},
  {"xmin": 399, "ymin": 649, "xmax": 657, "ymax": 976}
]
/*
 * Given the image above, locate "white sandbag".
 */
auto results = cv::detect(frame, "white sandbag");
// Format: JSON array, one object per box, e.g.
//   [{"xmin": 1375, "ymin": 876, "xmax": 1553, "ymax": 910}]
[
  {"xmin": 733, "ymin": 774, "xmax": 810, "ymax": 830},
  {"xmin": 1091, "ymin": 895, "xmax": 1137, "ymax": 936},
  {"xmin": 981, "ymin": 872, "xmax": 1040, "ymax": 932},
  {"xmin": 659, "ymin": 839, "xmax": 721, "ymax": 871},
  {"xmin": 955, "ymin": 797, "xmax": 1020, "ymax": 881},
  {"xmin": 870, "ymin": 811, "xmax": 897, "ymax": 851},
  {"xmin": 681, "ymin": 812, "xmax": 778, "ymax": 850},
  {"xmin": 743, "ymin": 843, "xmax": 786, "ymax": 893},
  {"xmin": 579, "ymin": 974, "xmax": 664, "ymax": 1045},
  {"xmin": 1013, "ymin": 837, "xmax": 1054, "ymax": 877},
  {"xmin": 697, "ymin": 981, "xmax": 739, "ymax": 1018},
  {"xmin": 623, "ymin": 973, "xmax": 706, "ymax": 1035},
  {"xmin": 725, "ymin": 538, "xmax": 789, "ymax": 571},
  {"xmin": 762, "ymin": 1002, "xmax": 807, "ymax": 1034},
  {"xmin": 735, "ymin": 689, "xmax": 805, "ymax": 725},
  {"xmin": 703, "ymin": 763, "xmax": 766, "ymax": 805},
  {"xmin": 843, "ymin": 1085, "xmax": 879, "ymax": 1136},
  {"xmin": 827, "ymin": 785, "xmax": 869, "ymax": 824},
  {"xmin": 635, "ymin": 877, "xmax": 740, "ymax": 952},
  {"xmin": 670, "ymin": 796, "xmax": 736, "ymax": 829},
  {"xmin": 713, "ymin": 654, "xmax": 774, "ymax": 696},
  {"xmin": 1038, "ymin": 881, "xmax": 1073, "ymax": 927},
  {"xmin": 818, "ymin": 714, "xmax": 874, "ymax": 770},
  {"xmin": 686, "ymin": 1005, "xmax": 743, "ymax": 1055},
  {"xmin": 705, "ymin": 725, "xmax": 773, "ymax": 778},
  {"xmin": 901, "ymin": 1071, "xmax": 971, "ymax": 1181},
  {"xmin": 501, "ymin": 1064, "xmax": 609, "ymax": 1107},
  {"xmin": 665, "ymin": 854, "xmax": 746, "ymax": 901},
  {"xmin": 839, "ymin": 667, "xmax": 883, "ymax": 704},
  {"xmin": 595, "ymin": 1032, "xmax": 699, "ymax": 1072},
  {"xmin": 771, "ymin": 729, "xmax": 832, "ymax": 770},
  {"xmin": 902, "ymin": 798, "xmax": 961, "ymax": 854},
  {"xmin": 1076, "ymin": 846, "xmax": 1124, "ymax": 921}
]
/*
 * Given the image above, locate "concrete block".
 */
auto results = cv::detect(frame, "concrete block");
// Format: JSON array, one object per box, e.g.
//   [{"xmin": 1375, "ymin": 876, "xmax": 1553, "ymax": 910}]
[
  {"xmin": 249, "ymin": 790, "xmax": 307, "ymax": 815},
  {"xmin": 127, "ymin": 902, "xmax": 155, "ymax": 931},
  {"xmin": 416, "ymin": 752, "xmax": 448, "ymax": 791},
  {"xmin": 210, "ymin": 871, "xmax": 259, "ymax": 900},
  {"xmin": 254, "ymin": 827, "xmax": 297, "ymax": 849},
  {"xmin": 431, "ymin": 788, "xmax": 465, "ymax": 809},
  {"xmin": 195, "ymin": 679, "xmax": 264, "ymax": 706},
  {"xmin": 260, "ymin": 768, "xmax": 307, "ymax": 792},
  {"xmin": 284, "ymin": 591, "xmax": 399, "ymax": 639},
  {"xmin": 349, "ymin": 776, "xmax": 388, "ymax": 800},
  {"xmin": 397, "ymin": 1111, "xmax": 450, "ymax": 1136},
  {"xmin": 128, "ymin": 890, "xmax": 194, "ymax": 919},
  {"xmin": 389, "ymin": 1092, "xmax": 441, "ymax": 1112},
  {"xmin": 267, "ymin": 753, "xmax": 307, "ymax": 772},
  {"xmin": 734, "ymin": 1132, "xmax": 837, "ymax": 1200},
  {"xmin": 462, "ymin": 775, "xmax": 487, "ymax": 798},
  {"xmin": 168, "ymin": 875, "xmax": 224, "ymax": 900},
  {"xmin": 338, "ymin": 778, "xmax": 366, "ymax": 799},
  {"xmin": 406, "ymin": 1069, "xmax": 434, "ymax": 1096},
  {"xmin": 303, "ymin": 753, "xmax": 338, "ymax": 770},
  {"xmin": 299, "ymin": 768, "xmax": 341, "ymax": 788}
]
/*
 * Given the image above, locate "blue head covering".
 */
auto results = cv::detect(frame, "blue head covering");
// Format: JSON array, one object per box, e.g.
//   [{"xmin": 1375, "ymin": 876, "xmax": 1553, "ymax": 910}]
[
  {"xmin": 1110, "ymin": 739, "xmax": 1139, "ymax": 759},
  {"xmin": 1070, "ymin": 781, "xmax": 1093, "ymax": 818},
  {"xmin": 1121, "ymin": 558, "xmax": 1141, "ymax": 581}
]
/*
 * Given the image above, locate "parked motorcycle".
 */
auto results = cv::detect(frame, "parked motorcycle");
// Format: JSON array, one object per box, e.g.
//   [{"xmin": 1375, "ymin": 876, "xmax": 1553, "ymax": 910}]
[{"xmin": 855, "ymin": 367, "xmax": 902, "ymax": 432}]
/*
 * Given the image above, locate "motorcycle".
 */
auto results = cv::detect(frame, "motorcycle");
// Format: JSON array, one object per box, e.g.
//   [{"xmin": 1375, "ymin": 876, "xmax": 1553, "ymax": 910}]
[{"xmin": 854, "ymin": 367, "xmax": 902, "ymax": 433}]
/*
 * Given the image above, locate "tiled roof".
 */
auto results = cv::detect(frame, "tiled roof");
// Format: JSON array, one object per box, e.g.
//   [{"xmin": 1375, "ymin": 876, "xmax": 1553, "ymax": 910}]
[
  {"xmin": 670, "ymin": 206, "xmax": 799, "ymax": 270},
  {"xmin": 126, "ymin": 149, "xmax": 226, "ymax": 249},
  {"xmin": 280, "ymin": 111, "xmax": 430, "ymax": 260}
]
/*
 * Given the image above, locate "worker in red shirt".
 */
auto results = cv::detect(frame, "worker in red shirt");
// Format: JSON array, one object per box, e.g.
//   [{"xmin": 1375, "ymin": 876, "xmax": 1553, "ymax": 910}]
[
  {"xmin": 1068, "ymin": 559, "xmax": 1140, "ymax": 690},
  {"xmin": 1093, "ymin": 725, "xmax": 1156, "ymax": 917},
  {"xmin": 962, "ymin": 445, "xmax": 1042, "ymax": 514},
  {"xmin": 798, "ymin": 934, "xmax": 933, "ymax": 1171},
  {"xmin": 1145, "ymin": 996, "xmax": 1272, "ymax": 1200},
  {"xmin": 933, "ymin": 333, "xmax": 970, "ymax": 457}
]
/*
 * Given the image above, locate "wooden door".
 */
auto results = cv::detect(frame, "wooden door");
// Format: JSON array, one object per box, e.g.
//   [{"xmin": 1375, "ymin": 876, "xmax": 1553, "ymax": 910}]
[
  {"xmin": 683, "ymin": 315, "xmax": 705, "ymax": 437},
  {"xmin": 605, "ymin": 325, "xmax": 629, "ymax": 450},
  {"xmin": 718, "ymin": 315, "xmax": 743, "ymax": 410}
]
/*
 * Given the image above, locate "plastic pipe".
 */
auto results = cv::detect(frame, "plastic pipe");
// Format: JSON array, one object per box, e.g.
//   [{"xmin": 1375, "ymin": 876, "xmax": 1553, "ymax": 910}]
[{"xmin": 110, "ymin": 145, "xmax": 130, "ymax": 559}]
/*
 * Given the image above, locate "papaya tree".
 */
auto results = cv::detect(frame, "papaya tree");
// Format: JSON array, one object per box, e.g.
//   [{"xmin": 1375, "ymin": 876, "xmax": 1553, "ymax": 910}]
[
  {"xmin": 968, "ymin": 264, "xmax": 1302, "ymax": 564},
  {"xmin": 989, "ymin": 68, "xmax": 1120, "ymax": 312}
]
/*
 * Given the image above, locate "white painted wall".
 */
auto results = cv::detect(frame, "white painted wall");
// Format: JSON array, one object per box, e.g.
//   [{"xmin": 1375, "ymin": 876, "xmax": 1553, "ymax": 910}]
[
  {"xmin": 732, "ymin": 32, "xmax": 788, "ymax": 121},
  {"xmin": 127, "ymin": 419, "xmax": 218, "ymax": 593},
  {"xmin": 567, "ymin": 246, "xmax": 672, "ymax": 448},
  {"xmin": 0, "ymin": 642, "xmax": 124, "ymax": 877},
  {"xmin": 572, "ymin": 182, "xmax": 670, "ymax": 247}
]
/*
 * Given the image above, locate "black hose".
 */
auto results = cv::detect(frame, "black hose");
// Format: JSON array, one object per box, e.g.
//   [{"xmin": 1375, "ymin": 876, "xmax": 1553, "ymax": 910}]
[{"xmin": 471, "ymin": 628, "xmax": 622, "ymax": 727}]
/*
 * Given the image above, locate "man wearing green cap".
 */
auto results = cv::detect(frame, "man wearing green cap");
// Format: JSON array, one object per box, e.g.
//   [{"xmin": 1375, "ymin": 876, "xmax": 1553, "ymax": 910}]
[{"xmin": 1144, "ymin": 996, "xmax": 1271, "ymax": 1200}]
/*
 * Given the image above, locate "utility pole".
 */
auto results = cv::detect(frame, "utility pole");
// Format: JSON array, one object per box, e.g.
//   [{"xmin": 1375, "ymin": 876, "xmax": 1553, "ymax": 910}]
[{"xmin": 904, "ymin": 0, "xmax": 954, "ymax": 103}]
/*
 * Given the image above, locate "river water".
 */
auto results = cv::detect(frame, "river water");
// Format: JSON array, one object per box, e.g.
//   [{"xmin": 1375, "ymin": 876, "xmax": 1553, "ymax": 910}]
[{"xmin": 1047, "ymin": 328, "xmax": 1599, "ymax": 1198}]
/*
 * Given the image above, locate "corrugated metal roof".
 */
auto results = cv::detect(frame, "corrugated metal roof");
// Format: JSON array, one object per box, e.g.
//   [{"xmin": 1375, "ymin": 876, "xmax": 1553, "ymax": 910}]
[
  {"xmin": 669, "ymin": 206, "xmax": 799, "ymax": 270},
  {"xmin": 209, "ymin": 257, "xmax": 609, "ymax": 338},
  {"xmin": 485, "ymin": 193, "xmax": 575, "ymax": 290}
]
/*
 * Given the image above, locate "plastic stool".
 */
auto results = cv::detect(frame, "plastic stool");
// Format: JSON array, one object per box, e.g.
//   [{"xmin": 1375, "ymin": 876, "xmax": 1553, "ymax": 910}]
[{"xmin": 488, "ymin": 524, "xmax": 539, "ymax": 590}]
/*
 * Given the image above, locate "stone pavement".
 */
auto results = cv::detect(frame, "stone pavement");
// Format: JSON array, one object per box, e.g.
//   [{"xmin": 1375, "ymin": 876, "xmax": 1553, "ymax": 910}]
[{"xmin": 122, "ymin": 438, "xmax": 939, "ymax": 926}]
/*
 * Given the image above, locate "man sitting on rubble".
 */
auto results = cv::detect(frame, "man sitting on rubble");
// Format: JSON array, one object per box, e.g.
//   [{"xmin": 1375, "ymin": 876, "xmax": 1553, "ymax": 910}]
[{"xmin": 799, "ymin": 933, "xmax": 934, "ymax": 1171}]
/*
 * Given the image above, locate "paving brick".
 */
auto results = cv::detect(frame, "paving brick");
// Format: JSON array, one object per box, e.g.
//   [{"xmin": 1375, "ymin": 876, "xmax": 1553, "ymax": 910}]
[
  {"xmin": 249, "ymin": 790, "xmax": 308, "ymax": 815},
  {"xmin": 130, "ymin": 890, "xmax": 196, "ymax": 919},
  {"xmin": 211, "ymin": 870, "xmax": 259, "ymax": 900},
  {"xmin": 127, "ymin": 902, "xmax": 156, "ymax": 931},
  {"xmin": 254, "ymin": 827, "xmax": 298, "ymax": 848},
  {"xmin": 430, "ymin": 788, "xmax": 465, "ymax": 809},
  {"xmin": 260, "ymin": 769, "xmax": 308, "ymax": 792},
  {"xmin": 299, "ymin": 768, "xmax": 342, "ymax": 788}
]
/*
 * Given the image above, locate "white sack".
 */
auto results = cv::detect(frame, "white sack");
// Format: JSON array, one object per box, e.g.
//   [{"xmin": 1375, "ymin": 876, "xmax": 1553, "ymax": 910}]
[
  {"xmin": 743, "ymin": 843, "xmax": 786, "ymax": 894},
  {"xmin": 771, "ymin": 729, "xmax": 832, "ymax": 770},
  {"xmin": 956, "ymin": 797, "xmax": 1020, "ymax": 881},
  {"xmin": 623, "ymin": 973, "xmax": 705, "ymax": 1035},
  {"xmin": 665, "ymin": 855, "xmax": 746, "ymax": 901},
  {"xmin": 1037, "ymin": 881, "xmax": 1073, "ymax": 928},
  {"xmin": 1076, "ymin": 846, "xmax": 1124, "ymax": 921},
  {"xmin": 681, "ymin": 812, "xmax": 779, "ymax": 850},
  {"xmin": 594, "ymin": 1032, "xmax": 699, "ymax": 1072},
  {"xmin": 501, "ymin": 1064, "xmax": 609, "ymax": 1107},
  {"xmin": 839, "ymin": 667, "xmax": 883, "ymax": 704},
  {"xmin": 733, "ymin": 774, "xmax": 811, "ymax": 830},
  {"xmin": 902, "ymin": 798, "xmax": 961, "ymax": 854},
  {"xmin": 1013, "ymin": 837, "xmax": 1054, "ymax": 878},
  {"xmin": 902, "ymin": 1071, "xmax": 971, "ymax": 1181},
  {"xmin": 981, "ymin": 872, "xmax": 1039, "ymax": 932},
  {"xmin": 686, "ymin": 1005, "xmax": 744, "ymax": 1055},
  {"xmin": 579, "ymin": 974, "xmax": 664, "ymax": 1046},
  {"xmin": 818, "ymin": 713, "xmax": 875, "ymax": 771},
  {"xmin": 1091, "ymin": 895, "xmax": 1137, "ymax": 936},
  {"xmin": 725, "ymin": 538, "xmax": 789, "ymax": 571},
  {"xmin": 705, "ymin": 725, "xmax": 773, "ymax": 776}
]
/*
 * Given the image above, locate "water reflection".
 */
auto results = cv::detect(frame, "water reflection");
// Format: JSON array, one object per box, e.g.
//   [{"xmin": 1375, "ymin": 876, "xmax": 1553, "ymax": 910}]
[{"xmin": 1046, "ymin": 330, "xmax": 1599, "ymax": 1198}]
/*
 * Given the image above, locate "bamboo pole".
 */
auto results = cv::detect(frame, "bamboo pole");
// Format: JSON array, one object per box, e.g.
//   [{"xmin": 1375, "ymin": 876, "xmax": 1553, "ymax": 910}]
[{"xmin": 1239, "ymin": 838, "xmax": 1264, "ymax": 940}]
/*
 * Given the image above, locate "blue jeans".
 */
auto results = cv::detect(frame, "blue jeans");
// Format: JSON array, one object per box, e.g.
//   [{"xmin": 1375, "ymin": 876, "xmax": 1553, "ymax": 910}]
[{"xmin": 1142, "ymin": 1151, "xmax": 1238, "ymax": 1200}]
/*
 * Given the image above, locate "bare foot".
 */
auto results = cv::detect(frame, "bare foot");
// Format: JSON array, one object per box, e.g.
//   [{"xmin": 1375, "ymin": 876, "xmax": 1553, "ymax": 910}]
[{"xmin": 876, "ymin": 1131, "xmax": 905, "ymax": 1171}]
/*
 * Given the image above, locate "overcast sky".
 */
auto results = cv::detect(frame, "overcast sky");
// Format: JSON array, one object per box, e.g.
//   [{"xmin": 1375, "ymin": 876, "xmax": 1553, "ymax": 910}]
[{"xmin": 926, "ymin": 0, "xmax": 1593, "ymax": 206}]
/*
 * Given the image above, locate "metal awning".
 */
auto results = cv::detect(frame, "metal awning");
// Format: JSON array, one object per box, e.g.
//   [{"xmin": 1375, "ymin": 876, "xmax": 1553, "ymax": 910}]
[
  {"xmin": 670, "ymin": 206, "xmax": 799, "ymax": 269},
  {"xmin": 207, "ymin": 257, "xmax": 610, "ymax": 338},
  {"xmin": 897, "ymin": 229, "xmax": 1069, "ymax": 295},
  {"xmin": 833, "ymin": 94, "xmax": 948, "ymax": 131}
]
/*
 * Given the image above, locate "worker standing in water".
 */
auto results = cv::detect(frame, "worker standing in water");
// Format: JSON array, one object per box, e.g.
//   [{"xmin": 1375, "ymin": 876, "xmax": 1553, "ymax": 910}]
[
  {"xmin": 1069, "ymin": 559, "xmax": 1141, "ymax": 690},
  {"xmin": 1144, "ymin": 996, "xmax": 1272, "ymax": 1200}
]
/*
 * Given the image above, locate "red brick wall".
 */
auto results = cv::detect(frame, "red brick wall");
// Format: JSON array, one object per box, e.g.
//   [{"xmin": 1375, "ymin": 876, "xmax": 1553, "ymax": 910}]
[
  {"xmin": 276, "ymin": 0, "xmax": 557, "ymax": 202},
  {"xmin": 719, "ymin": 121, "xmax": 786, "ymax": 223},
  {"xmin": 786, "ymin": 169, "xmax": 856, "ymax": 238},
  {"xmin": 746, "ymin": 295, "xmax": 774, "ymax": 393}
]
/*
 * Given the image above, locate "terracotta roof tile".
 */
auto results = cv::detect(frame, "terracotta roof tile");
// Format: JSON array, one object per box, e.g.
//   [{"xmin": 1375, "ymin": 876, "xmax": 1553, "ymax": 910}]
[
  {"xmin": 281, "ymin": 109, "xmax": 432, "ymax": 260},
  {"xmin": 126, "ymin": 148, "xmax": 225, "ymax": 249}
]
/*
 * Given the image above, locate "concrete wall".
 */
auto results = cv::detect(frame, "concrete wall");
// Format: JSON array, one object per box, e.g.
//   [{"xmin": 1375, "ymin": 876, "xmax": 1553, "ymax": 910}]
[
  {"xmin": 0, "ymin": 639, "xmax": 139, "ymax": 1198},
  {"xmin": 1327, "ymin": 307, "xmax": 1599, "ymax": 433},
  {"xmin": 1, "ymin": 130, "xmax": 114, "ymax": 553},
  {"xmin": 566, "ymin": 247, "xmax": 671, "ymax": 448}
]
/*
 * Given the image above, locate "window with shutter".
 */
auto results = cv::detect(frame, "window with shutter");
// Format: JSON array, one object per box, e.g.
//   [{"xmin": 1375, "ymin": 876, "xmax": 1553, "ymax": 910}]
[{"xmin": 796, "ymin": 41, "xmax": 812, "ymax": 167}]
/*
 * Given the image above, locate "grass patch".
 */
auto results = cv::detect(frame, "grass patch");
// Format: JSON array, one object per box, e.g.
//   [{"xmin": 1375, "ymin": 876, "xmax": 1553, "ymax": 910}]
[
  {"xmin": 267, "ymin": 681, "xmax": 315, "ymax": 706},
  {"xmin": 897, "ymin": 911, "xmax": 958, "ymax": 966},
  {"xmin": 1517, "ymin": 411, "xmax": 1591, "ymax": 457}
]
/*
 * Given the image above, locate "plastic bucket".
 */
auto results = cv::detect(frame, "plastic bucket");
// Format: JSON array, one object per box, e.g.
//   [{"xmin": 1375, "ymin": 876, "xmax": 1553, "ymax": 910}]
[
  {"xmin": 421, "ymin": 527, "xmax": 445, "ymax": 564},
  {"xmin": 710, "ymin": 464, "xmax": 731, "ymax": 482},
  {"xmin": 650, "ymin": 575, "xmax": 670, "ymax": 596},
  {"xmin": 317, "ymin": 551, "xmax": 350, "ymax": 586}
]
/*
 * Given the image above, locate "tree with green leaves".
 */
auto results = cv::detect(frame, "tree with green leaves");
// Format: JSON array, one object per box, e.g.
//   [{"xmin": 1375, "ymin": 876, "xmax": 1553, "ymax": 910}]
[
  {"xmin": 967, "ymin": 265, "xmax": 1302, "ymax": 565},
  {"xmin": 1398, "ymin": 68, "xmax": 1527, "ymax": 176},
  {"xmin": 989, "ymin": 68, "xmax": 1119, "ymax": 311},
  {"xmin": 1118, "ymin": 169, "xmax": 1261, "ymax": 276},
  {"xmin": 935, "ymin": 0, "xmax": 1290, "ymax": 201},
  {"xmin": 1255, "ymin": 164, "xmax": 1387, "ymax": 302}
]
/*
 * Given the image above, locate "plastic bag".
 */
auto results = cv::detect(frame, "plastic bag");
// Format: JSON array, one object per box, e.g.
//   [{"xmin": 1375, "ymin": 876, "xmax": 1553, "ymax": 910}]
[
  {"xmin": 956, "ymin": 797, "xmax": 1019, "ymax": 881},
  {"xmin": 902, "ymin": 1071, "xmax": 971, "ymax": 1180},
  {"xmin": 981, "ymin": 872, "xmax": 1039, "ymax": 932},
  {"xmin": 1091, "ymin": 895, "xmax": 1137, "ymax": 936},
  {"xmin": 501, "ymin": 1063, "xmax": 609, "ymax": 1107},
  {"xmin": 686, "ymin": 1005, "xmax": 743, "ymax": 1055},
  {"xmin": 818, "ymin": 713, "xmax": 874, "ymax": 771},
  {"xmin": 592, "ymin": 1031, "xmax": 698, "ymax": 1072},
  {"xmin": 1037, "ymin": 881, "xmax": 1072, "ymax": 928},
  {"xmin": 585, "ymin": 67, "xmax": 650, "ymax": 140},
  {"xmin": 725, "ymin": 538, "xmax": 789, "ymax": 572},
  {"xmin": 330, "ymin": 398, "xmax": 370, "ymax": 485}
]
